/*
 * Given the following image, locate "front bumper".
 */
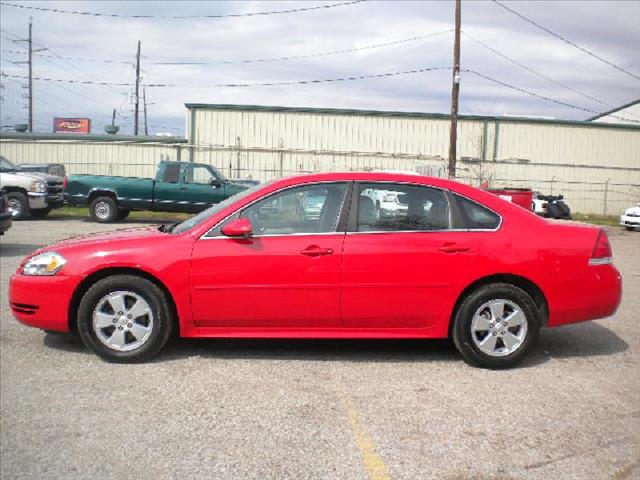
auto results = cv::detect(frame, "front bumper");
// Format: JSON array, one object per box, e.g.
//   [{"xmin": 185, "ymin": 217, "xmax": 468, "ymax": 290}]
[
  {"xmin": 620, "ymin": 215, "xmax": 640, "ymax": 229},
  {"xmin": 27, "ymin": 192, "xmax": 47, "ymax": 210},
  {"xmin": 9, "ymin": 273, "xmax": 83, "ymax": 332}
]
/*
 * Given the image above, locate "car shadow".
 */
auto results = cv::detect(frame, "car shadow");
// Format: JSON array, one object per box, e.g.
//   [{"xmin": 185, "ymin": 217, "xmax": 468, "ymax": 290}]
[
  {"xmin": 0, "ymin": 242, "xmax": 43, "ymax": 257},
  {"xmin": 42, "ymin": 321, "xmax": 628, "ymax": 368}
]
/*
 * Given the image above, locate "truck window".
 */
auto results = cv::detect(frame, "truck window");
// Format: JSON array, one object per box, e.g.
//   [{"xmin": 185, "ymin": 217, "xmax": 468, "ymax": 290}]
[
  {"xmin": 185, "ymin": 165, "xmax": 215, "ymax": 185},
  {"xmin": 162, "ymin": 164, "xmax": 181, "ymax": 183}
]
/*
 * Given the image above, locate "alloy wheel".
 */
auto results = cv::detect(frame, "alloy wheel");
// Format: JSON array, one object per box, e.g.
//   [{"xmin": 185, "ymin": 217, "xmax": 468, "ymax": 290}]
[
  {"xmin": 470, "ymin": 299, "xmax": 528, "ymax": 357},
  {"xmin": 93, "ymin": 291, "xmax": 154, "ymax": 352}
]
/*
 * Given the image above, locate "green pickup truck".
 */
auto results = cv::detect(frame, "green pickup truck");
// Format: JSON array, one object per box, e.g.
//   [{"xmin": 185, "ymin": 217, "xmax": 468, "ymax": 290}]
[{"xmin": 65, "ymin": 161, "xmax": 248, "ymax": 222}]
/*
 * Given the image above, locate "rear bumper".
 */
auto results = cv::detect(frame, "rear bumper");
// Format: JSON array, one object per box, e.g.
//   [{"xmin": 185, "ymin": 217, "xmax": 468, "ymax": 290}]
[
  {"xmin": 9, "ymin": 274, "xmax": 82, "ymax": 332},
  {"xmin": 548, "ymin": 264, "xmax": 622, "ymax": 327}
]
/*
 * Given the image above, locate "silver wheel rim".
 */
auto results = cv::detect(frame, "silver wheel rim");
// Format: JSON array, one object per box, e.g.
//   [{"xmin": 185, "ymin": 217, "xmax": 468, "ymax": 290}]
[
  {"xmin": 7, "ymin": 198, "xmax": 22, "ymax": 217},
  {"xmin": 471, "ymin": 299, "xmax": 528, "ymax": 357},
  {"xmin": 93, "ymin": 291, "xmax": 154, "ymax": 352},
  {"xmin": 94, "ymin": 201, "xmax": 111, "ymax": 220}
]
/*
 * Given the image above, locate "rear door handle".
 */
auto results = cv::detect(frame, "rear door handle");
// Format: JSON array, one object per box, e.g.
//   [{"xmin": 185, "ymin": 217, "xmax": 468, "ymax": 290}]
[
  {"xmin": 300, "ymin": 245, "xmax": 334, "ymax": 257},
  {"xmin": 438, "ymin": 243, "xmax": 471, "ymax": 253}
]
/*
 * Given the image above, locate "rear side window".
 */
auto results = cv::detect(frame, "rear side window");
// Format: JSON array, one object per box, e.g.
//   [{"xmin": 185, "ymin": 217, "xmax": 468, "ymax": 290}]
[
  {"xmin": 356, "ymin": 183, "xmax": 449, "ymax": 232},
  {"xmin": 454, "ymin": 194, "xmax": 501, "ymax": 230},
  {"xmin": 162, "ymin": 164, "xmax": 181, "ymax": 183}
]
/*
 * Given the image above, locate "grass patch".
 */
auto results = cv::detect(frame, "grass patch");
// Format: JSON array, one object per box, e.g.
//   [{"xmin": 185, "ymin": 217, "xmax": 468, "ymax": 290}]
[
  {"xmin": 572, "ymin": 213, "xmax": 620, "ymax": 227},
  {"xmin": 48, "ymin": 206, "xmax": 191, "ymax": 223}
]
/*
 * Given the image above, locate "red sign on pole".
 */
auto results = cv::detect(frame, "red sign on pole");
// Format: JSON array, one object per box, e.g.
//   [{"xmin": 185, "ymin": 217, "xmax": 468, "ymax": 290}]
[{"xmin": 53, "ymin": 118, "xmax": 91, "ymax": 134}]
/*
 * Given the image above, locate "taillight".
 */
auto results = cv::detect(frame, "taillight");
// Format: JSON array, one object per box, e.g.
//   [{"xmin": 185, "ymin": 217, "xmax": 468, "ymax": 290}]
[
  {"xmin": 589, "ymin": 230, "xmax": 613, "ymax": 265},
  {"xmin": 63, "ymin": 175, "xmax": 68, "ymax": 190}
]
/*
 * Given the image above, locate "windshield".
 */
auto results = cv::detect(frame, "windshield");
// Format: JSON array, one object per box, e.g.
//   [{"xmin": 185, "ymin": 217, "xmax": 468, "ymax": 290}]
[
  {"xmin": 0, "ymin": 156, "xmax": 17, "ymax": 171},
  {"xmin": 170, "ymin": 181, "xmax": 269, "ymax": 234}
]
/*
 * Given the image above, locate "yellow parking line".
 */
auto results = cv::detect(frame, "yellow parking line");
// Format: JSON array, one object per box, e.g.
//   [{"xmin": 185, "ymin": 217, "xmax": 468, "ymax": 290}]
[{"xmin": 335, "ymin": 387, "xmax": 391, "ymax": 480}]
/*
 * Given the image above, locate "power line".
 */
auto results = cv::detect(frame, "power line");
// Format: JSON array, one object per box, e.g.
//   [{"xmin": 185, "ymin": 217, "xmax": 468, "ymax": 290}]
[
  {"xmin": 2, "ymin": 49, "xmax": 133, "ymax": 65},
  {"xmin": 462, "ymin": 31, "xmax": 615, "ymax": 109},
  {"xmin": 151, "ymin": 30, "xmax": 452, "ymax": 65},
  {"xmin": 3, "ymin": 66, "xmax": 452, "ymax": 88},
  {"xmin": 465, "ymin": 69, "xmax": 640, "ymax": 123},
  {"xmin": 0, "ymin": 0, "xmax": 363, "ymax": 19},
  {"xmin": 491, "ymin": 0, "xmax": 640, "ymax": 81}
]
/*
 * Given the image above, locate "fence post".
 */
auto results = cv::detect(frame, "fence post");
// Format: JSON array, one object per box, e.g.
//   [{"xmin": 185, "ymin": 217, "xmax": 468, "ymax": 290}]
[
  {"xmin": 235, "ymin": 136, "xmax": 241, "ymax": 178},
  {"xmin": 603, "ymin": 179, "xmax": 610, "ymax": 216}
]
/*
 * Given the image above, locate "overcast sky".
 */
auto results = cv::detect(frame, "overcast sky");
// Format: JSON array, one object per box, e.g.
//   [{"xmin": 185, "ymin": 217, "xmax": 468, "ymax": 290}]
[{"xmin": 1, "ymin": 0, "xmax": 639, "ymax": 136}]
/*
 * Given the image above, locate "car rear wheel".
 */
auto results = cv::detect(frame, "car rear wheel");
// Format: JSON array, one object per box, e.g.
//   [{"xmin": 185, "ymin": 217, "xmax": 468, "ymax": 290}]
[
  {"xmin": 6, "ymin": 192, "xmax": 29, "ymax": 220},
  {"xmin": 77, "ymin": 275, "xmax": 173, "ymax": 362},
  {"xmin": 90, "ymin": 196, "xmax": 118, "ymax": 223},
  {"xmin": 452, "ymin": 283, "xmax": 541, "ymax": 369}
]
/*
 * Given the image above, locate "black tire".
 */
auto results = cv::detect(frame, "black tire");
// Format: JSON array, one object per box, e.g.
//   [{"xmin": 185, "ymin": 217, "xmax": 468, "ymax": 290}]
[
  {"xmin": 546, "ymin": 203, "xmax": 563, "ymax": 219},
  {"xmin": 30, "ymin": 208, "xmax": 51, "ymax": 218},
  {"xmin": 90, "ymin": 196, "xmax": 118, "ymax": 223},
  {"xmin": 77, "ymin": 275, "xmax": 173, "ymax": 363},
  {"xmin": 452, "ymin": 283, "xmax": 541, "ymax": 369},
  {"xmin": 117, "ymin": 209, "xmax": 130, "ymax": 221},
  {"xmin": 6, "ymin": 191, "xmax": 30, "ymax": 220},
  {"xmin": 556, "ymin": 201, "xmax": 571, "ymax": 219}
]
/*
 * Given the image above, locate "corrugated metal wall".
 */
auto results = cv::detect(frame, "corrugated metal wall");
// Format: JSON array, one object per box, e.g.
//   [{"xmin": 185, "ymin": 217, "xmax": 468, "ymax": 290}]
[
  {"xmin": 0, "ymin": 139, "xmax": 185, "ymax": 179},
  {"xmin": 188, "ymin": 107, "xmax": 640, "ymax": 215},
  {"xmin": 2, "ymin": 107, "xmax": 639, "ymax": 215}
]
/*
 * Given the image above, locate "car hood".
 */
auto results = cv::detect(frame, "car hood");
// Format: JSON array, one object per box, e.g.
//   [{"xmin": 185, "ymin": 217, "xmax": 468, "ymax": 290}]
[
  {"xmin": 34, "ymin": 226, "xmax": 170, "ymax": 256},
  {"xmin": 1, "ymin": 170, "xmax": 45, "ymax": 182}
]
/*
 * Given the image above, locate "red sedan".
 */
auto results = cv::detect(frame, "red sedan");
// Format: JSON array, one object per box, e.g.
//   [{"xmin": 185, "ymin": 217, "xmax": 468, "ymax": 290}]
[{"xmin": 10, "ymin": 173, "xmax": 622, "ymax": 368}]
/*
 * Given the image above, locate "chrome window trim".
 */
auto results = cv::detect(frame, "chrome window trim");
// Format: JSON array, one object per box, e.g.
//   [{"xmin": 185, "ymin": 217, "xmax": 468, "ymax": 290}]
[{"xmin": 200, "ymin": 180, "xmax": 350, "ymax": 240}]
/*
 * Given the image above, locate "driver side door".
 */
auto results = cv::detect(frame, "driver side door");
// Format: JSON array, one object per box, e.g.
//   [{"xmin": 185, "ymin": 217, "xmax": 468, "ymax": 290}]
[
  {"xmin": 190, "ymin": 182, "xmax": 349, "ymax": 328},
  {"xmin": 180, "ymin": 164, "xmax": 226, "ymax": 212}
]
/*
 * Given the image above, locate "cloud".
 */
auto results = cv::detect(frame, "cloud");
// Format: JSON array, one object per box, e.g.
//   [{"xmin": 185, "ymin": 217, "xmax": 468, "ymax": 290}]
[{"xmin": 1, "ymin": 0, "xmax": 638, "ymax": 135}]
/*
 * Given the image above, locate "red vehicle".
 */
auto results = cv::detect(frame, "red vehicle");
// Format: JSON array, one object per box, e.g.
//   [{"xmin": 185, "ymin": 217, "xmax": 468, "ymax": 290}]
[{"xmin": 9, "ymin": 173, "xmax": 622, "ymax": 368}]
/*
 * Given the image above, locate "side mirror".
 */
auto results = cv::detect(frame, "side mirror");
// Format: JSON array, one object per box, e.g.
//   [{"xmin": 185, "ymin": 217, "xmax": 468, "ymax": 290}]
[
  {"xmin": 209, "ymin": 178, "xmax": 222, "ymax": 188},
  {"xmin": 221, "ymin": 217, "xmax": 252, "ymax": 238}
]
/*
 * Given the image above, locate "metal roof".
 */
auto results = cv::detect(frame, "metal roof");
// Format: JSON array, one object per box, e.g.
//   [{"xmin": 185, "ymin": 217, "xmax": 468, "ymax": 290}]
[
  {"xmin": 185, "ymin": 103, "xmax": 640, "ymax": 131},
  {"xmin": 586, "ymin": 98, "xmax": 640, "ymax": 121}
]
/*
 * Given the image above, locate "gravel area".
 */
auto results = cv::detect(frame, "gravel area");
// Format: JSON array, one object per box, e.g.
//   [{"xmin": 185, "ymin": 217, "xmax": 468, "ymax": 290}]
[{"xmin": 1, "ymin": 217, "xmax": 638, "ymax": 480}]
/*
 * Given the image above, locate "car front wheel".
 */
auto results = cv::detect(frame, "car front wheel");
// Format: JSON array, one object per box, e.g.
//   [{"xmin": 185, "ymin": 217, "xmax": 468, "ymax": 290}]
[
  {"xmin": 77, "ymin": 275, "xmax": 173, "ymax": 362},
  {"xmin": 452, "ymin": 283, "xmax": 541, "ymax": 369}
]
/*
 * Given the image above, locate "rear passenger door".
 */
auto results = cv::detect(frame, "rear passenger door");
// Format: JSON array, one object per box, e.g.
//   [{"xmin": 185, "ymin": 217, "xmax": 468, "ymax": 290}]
[{"xmin": 341, "ymin": 182, "xmax": 475, "ymax": 330}]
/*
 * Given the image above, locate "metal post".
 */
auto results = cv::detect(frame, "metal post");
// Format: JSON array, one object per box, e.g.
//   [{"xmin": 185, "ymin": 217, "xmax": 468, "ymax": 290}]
[
  {"xmin": 143, "ymin": 86, "xmax": 148, "ymax": 136},
  {"xmin": 603, "ymin": 179, "xmax": 610, "ymax": 216},
  {"xmin": 279, "ymin": 138, "xmax": 284, "ymax": 177},
  {"xmin": 27, "ymin": 17, "xmax": 33, "ymax": 132},
  {"xmin": 447, "ymin": 0, "xmax": 461, "ymax": 179},
  {"xmin": 134, "ymin": 40, "xmax": 141, "ymax": 135},
  {"xmin": 235, "ymin": 136, "xmax": 241, "ymax": 178}
]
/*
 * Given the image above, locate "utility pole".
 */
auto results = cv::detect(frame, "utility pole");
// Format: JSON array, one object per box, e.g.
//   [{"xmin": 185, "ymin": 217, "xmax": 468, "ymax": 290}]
[
  {"xmin": 27, "ymin": 17, "xmax": 33, "ymax": 132},
  {"xmin": 143, "ymin": 86, "xmax": 148, "ymax": 135},
  {"xmin": 134, "ymin": 40, "xmax": 141, "ymax": 135},
  {"xmin": 447, "ymin": 0, "xmax": 461, "ymax": 179}
]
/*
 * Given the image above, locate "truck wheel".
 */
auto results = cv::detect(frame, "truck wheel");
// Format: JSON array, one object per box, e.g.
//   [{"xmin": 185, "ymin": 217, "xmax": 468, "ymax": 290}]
[
  {"xmin": 77, "ymin": 275, "xmax": 173, "ymax": 363},
  {"xmin": 556, "ymin": 201, "xmax": 571, "ymax": 219},
  {"xmin": 90, "ymin": 196, "xmax": 118, "ymax": 223},
  {"xmin": 6, "ymin": 192, "xmax": 30, "ymax": 220},
  {"xmin": 117, "ymin": 209, "xmax": 130, "ymax": 221},
  {"xmin": 30, "ymin": 208, "xmax": 51, "ymax": 218},
  {"xmin": 546, "ymin": 203, "xmax": 562, "ymax": 219},
  {"xmin": 452, "ymin": 283, "xmax": 541, "ymax": 369}
]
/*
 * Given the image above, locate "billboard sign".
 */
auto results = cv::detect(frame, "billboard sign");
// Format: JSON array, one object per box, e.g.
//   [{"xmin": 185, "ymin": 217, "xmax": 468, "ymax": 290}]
[{"xmin": 53, "ymin": 118, "xmax": 91, "ymax": 134}]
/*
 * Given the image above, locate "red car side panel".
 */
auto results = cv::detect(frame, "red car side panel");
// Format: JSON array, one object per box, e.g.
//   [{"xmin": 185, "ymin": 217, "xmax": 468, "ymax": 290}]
[
  {"xmin": 341, "ymin": 231, "xmax": 474, "ymax": 334},
  {"xmin": 189, "ymin": 234, "xmax": 345, "ymax": 328}
]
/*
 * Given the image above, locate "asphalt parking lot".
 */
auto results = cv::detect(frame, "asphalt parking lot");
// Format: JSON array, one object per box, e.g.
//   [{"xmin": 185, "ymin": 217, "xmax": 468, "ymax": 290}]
[{"xmin": 1, "ymin": 217, "xmax": 638, "ymax": 480}]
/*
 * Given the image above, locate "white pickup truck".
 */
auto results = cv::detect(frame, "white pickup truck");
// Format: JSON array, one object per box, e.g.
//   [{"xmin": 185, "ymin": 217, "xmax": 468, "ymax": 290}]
[{"xmin": 0, "ymin": 156, "xmax": 64, "ymax": 219}]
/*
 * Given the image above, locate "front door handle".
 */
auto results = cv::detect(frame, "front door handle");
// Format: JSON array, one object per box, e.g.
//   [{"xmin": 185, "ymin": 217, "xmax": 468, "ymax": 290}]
[
  {"xmin": 300, "ymin": 245, "xmax": 334, "ymax": 257},
  {"xmin": 438, "ymin": 243, "xmax": 471, "ymax": 253}
]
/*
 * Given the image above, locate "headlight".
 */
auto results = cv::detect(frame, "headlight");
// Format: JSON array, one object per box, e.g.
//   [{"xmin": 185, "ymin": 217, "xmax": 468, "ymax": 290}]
[
  {"xmin": 29, "ymin": 180, "xmax": 46, "ymax": 193},
  {"xmin": 22, "ymin": 252, "xmax": 67, "ymax": 276}
]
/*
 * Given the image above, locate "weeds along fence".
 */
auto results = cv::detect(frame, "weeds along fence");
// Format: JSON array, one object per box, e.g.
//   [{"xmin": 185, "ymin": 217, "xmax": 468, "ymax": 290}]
[{"xmin": 1, "ymin": 137, "xmax": 638, "ymax": 215}]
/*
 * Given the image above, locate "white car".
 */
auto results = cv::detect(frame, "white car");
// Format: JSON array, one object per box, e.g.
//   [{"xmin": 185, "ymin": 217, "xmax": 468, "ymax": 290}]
[
  {"xmin": 620, "ymin": 203, "xmax": 640, "ymax": 231},
  {"xmin": 361, "ymin": 187, "xmax": 408, "ymax": 219}
]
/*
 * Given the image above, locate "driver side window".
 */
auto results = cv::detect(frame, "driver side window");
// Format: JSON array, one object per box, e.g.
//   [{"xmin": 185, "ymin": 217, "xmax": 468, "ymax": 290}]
[
  {"xmin": 239, "ymin": 183, "xmax": 348, "ymax": 236},
  {"xmin": 185, "ymin": 165, "xmax": 215, "ymax": 185}
]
